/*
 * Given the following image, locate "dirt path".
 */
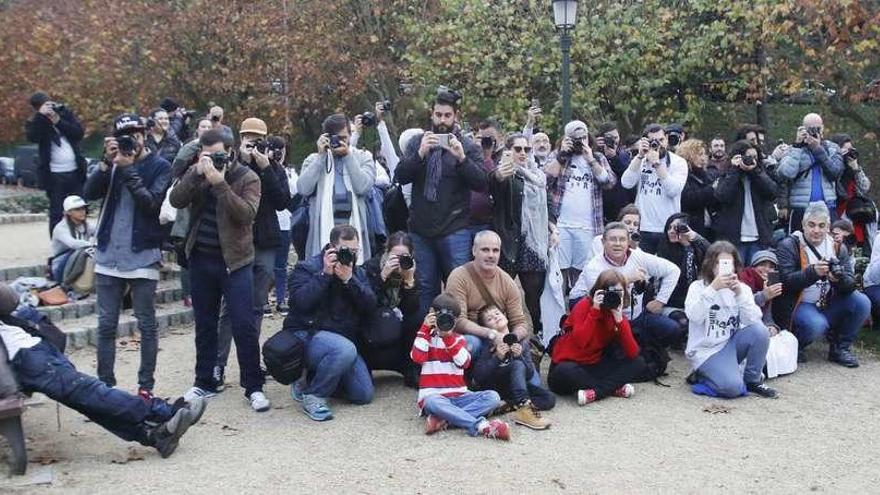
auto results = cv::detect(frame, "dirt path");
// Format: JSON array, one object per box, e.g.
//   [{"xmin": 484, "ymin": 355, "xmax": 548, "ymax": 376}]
[
  {"xmin": 0, "ymin": 221, "xmax": 51, "ymax": 268},
  {"xmin": 2, "ymin": 314, "xmax": 878, "ymax": 494}
]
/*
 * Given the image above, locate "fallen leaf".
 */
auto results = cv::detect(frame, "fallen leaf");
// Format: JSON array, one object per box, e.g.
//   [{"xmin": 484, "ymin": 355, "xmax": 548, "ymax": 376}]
[{"xmin": 703, "ymin": 403, "xmax": 733, "ymax": 414}]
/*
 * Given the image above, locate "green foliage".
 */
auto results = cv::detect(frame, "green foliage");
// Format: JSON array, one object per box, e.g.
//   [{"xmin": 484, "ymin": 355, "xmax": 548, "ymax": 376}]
[{"xmin": 0, "ymin": 192, "xmax": 49, "ymax": 214}]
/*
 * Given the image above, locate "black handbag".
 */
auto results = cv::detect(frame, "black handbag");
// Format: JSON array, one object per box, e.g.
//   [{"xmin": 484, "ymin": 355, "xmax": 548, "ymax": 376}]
[
  {"xmin": 262, "ymin": 328, "xmax": 307, "ymax": 385},
  {"xmin": 289, "ymin": 193, "xmax": 310, "ymax": 259},
  {"xmin": 383, "ymin": 183, "xmax": 409, "ymax": 234},
  {"xmin": 362, "ymin": 307, "xmax": 403, "ymax": 348}
]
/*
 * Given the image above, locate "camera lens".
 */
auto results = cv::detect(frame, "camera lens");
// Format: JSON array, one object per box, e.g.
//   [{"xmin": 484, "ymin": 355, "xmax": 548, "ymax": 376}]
[
  {"xmin": 398, "ymin": 254, "xmax": 414, "ymax": 270},
  {"xmin": 436, "ymin": 311, "xmax": 456, "ymax": 332},
  {"xmin": 601, "ymin": 290, "xmax": 622, "ymax": 310},
  {"xmin": 480, "ymin": 136, "xmax": 495, "ymax": 150},
  {"xmin": 502, "ymin": 333, "xmax": 519, "ymax": 346},
  {"xmin": 362, "ymin": 112, "xmax": 377, "ymax": 127},
  {"xmin": 336, "ymin": 247, "xmax": 354, "ymax": 266},
  {"xmin": 630, "ymin": 232, "xmax": 641, "ymax": 242}
]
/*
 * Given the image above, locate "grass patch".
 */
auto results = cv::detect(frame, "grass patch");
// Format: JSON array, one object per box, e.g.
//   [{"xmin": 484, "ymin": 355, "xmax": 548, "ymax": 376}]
[
  {"xmin": 0, "ymin": 191, "xmax": 49, "ymax": 214},
  {"xmin": 857, "ymin": 327, "xmax": 880, "ymax": 356}
]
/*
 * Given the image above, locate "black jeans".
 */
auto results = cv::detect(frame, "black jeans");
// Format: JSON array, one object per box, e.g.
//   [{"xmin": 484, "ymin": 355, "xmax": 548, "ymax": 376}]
[
  {"xmin": 13, "ymin": 341, "xmax": 173, "ymax": 445},
  {"xmin": 47, "ymin": 170, "xmax": 83, "ymax": 234},
  {"xmin": 548, "ymin": 356, "xmax": 646, "ymax": 399}
]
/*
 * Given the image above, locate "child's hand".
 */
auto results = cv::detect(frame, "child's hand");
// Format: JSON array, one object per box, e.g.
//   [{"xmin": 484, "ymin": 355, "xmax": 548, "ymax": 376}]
[
  {"xmin": 510, "ymin": 343, "xmax": 523, "ymax": 357},
  {"xmin": 494, "ymin": 342, "xmax": 510, "ymax": 359},
  {"xmin": 423, "ymin": 310, "xmax": 436, "ymax": 330}
]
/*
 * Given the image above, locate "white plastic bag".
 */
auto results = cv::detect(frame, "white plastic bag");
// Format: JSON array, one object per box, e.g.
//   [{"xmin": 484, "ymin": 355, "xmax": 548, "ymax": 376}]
[
  {"xmin": 540, "ymin": 247, "xmax": 567, "ymax": 347},
  {"xmin": 159, "ymin": 180, "xmax": 178, "ymax": 225}
]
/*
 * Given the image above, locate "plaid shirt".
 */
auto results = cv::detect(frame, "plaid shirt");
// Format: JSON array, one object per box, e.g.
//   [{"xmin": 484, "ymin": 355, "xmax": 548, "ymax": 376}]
[{"xmin": 546, "ymin": 151, "xmax": 616, "ymax": 232}]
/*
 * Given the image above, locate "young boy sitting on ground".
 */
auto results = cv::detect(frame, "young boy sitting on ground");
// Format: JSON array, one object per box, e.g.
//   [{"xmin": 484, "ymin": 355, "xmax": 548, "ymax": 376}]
[
  {"xmin": 472, "ymin": 304, "xmax": 555, "ymax": 430},
  {"xmin": 410, "ymin": 293, "xmax": 510, "ymax": 440}
]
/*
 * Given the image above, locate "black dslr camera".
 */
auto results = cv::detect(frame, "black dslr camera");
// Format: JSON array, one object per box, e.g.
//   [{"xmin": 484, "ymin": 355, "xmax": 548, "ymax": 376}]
[
  {"xmin": 329, "ymin": 135, "xmax": 342, "ymax": 149},
  {"xmin": 380, "ymin": 99, "xmax": 393, "ymax": 112},
  {"xmin": 827, "ymin": 258, "xmax": 845, "ymax": 280},
  {"xmin": 336, "ymin": 247, "xmax": 356, "ymax": 266},
  {"xmin": 649, "ymin": 139, "xmax": 661, "ymax": 150},
  {"xmin": 630, "ymin": 231, "xmax": 641, "ymax": 243},
  {"xmin": 250, "ymin": 138, "xmax": 268, "ymax": 154},
  {"xmin": 398, "ymin": 254, "xmax": 414, "ymax": 270},
  {"xmin": 436, "ymin": 309, "xmax": 457, "ymax": 332},
  {"xmin": 807, "ymin": 126, "xmax": 821, "ymax": 138},
  {"xmin": 116, "ymin": 135, "xmax": 137, "ymax": 156},
  {"xmin": 209, "ymin": 151, "xmax": 229, "ymax": 171},
  {"xmin": 600, "ymin": 289, "xmax": 622, "ymax": 310},
  {"xmin": 361, "ymin": 112, "xmax": 378, "ymax": 127},
  {"xmin": 846, "ymin": 148, "xmax": 859, "ymax": 161},
  {"xmin": 674, "ymin": 220, "xmax": 689, "ymax": 234},
  {"xmin": 571, "ymin": 137, "xmax": 585, "ymax": 154},
  {"xmin": 52, "ymin": 102, "xmax": 66, "ymax": 113},
  {"xmin": 480, "ymin": 136, "xmax": 496, "ymax": 151}
]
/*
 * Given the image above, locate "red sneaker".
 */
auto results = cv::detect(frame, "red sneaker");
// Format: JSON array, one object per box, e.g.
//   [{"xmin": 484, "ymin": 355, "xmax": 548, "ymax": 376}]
[
  {"xmin": 424, "ymin": 415, "xmax": 448, "ymax": 435},
  {"xmin": 183, "ymin": 296, "xmax": 192, "ymax": 308},
  {"xmin": 577, "ymin": 388, "xmax": 597, "ymax": 406},
  {"xmin": 612, "ymin": 384, "xmax": 635, "ymax": 398},
  {"xmin": 138, "ymin": 388, "xmax": 155, "ymax": 402},
  {"xmin": 479, "ymin": 419, "xmax": 511, "ymax": 441}
]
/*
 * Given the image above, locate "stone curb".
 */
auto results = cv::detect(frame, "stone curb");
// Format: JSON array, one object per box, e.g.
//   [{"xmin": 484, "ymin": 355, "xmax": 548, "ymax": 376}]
[{"xmin": 0, "ymin": 213, "xmax": 47, "ymax": 225}]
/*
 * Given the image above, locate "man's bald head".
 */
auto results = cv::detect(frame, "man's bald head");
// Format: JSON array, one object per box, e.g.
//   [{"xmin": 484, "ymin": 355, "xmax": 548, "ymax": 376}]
[
  {"xmin": 803, "ymin": 113, "xmax": 823, "ymax": 128},
  {"xmin": 473, "ymin": 230, "xmax": 501, "ymax": 248}
]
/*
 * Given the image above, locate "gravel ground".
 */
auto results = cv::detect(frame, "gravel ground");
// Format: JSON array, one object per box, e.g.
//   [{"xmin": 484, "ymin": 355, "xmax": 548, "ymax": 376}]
[
  {"xmin": 0, "ymin": 221, "xmax": 51, "ymax": 268},
  {"xmin": 1, "ymin": 313, "xmax": 879, "ymax": 494}
]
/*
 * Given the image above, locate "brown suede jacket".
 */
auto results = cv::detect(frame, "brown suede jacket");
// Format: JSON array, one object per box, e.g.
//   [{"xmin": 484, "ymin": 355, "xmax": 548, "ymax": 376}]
[{"xmin": 169, "ymin": 160, "xmax": 261, "ymax": 271}]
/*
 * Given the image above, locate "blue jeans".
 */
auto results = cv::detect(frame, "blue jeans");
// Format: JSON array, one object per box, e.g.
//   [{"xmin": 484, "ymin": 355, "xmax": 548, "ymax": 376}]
[
  {"xmin": 471, "ymin": 355, "xmax": 556, "ymax": 411},
  {"xmin": 863, "ymin": 285, "xmax": 880, "ymax": 323},
  {"xmin": 411, "ymin": 228, "xmax": 473, "ymax": 317},
  {"xmin": 189, "ymin": 251, "xmax": 264, "ymax": 395},
  {"xmin": 51, "ymin": 251, "xmax": 73, "ymax": 282},
  {"xmin": 95, "ymin": 274, "xmax": 158, "ymax": 390},
  {"xmin": 293, "ymin": 330, "xmax": 374, "ymax": 404},
  {"xmin": 638, "ymin": 231, "xmax": 664, "ymax": 254},
  {"xmin": 792, "ymin": 291, "xmax": 870, "ymax": 349},
  {"xmin": 696, "ymin": 322, "xmax": 770, "ymax": 398},
  {"xmin": 217, "ymin": 247, "xmax": 276, "ymax": 367},
  {"xmin": 631, "ymin": 311, "xmax": 683, "ymax": 347},
  {"xmin": 736, "ymin": 242, "xmax": 764, "ymax": 267},
  {"xmin": 13, "ymin": 341, "xmax": 173, "ymax": 445},
  {"xmin": 421, "ymin": 390, "xmax": 501, "ymax": 436},
  {"xmin": 274, "ymin": 230, "xmax": 292, "ymax": 304}
]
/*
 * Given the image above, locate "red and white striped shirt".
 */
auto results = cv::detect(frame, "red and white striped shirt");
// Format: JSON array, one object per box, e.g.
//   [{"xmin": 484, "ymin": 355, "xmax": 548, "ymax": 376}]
[{"xmin": 410, "ymin": 324, "xmax": 471, "ymax": 407}]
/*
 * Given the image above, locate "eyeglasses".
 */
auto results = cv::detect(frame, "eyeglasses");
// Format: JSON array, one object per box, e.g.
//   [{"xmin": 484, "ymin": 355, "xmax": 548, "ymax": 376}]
[{"xmin": 512, "ymin": 146, "xmax": 532, "ymax": 153}]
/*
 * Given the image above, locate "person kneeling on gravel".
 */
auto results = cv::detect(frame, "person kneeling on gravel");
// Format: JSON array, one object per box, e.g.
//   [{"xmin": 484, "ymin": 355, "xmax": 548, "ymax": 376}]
[
  {"xmin": 471, "ymin": 304, "xmax": 554, "ymax": 430},
  {"xmin": 410, "ymin": 293, "xmax": 511, "ymax": 440},
  {"xmin": 0, "ymin": 283, "xmax": 206, "ymax": 458}
]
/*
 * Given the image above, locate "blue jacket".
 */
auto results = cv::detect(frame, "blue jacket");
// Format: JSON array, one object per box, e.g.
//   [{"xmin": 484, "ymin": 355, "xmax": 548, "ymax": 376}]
[
  {"xmin": 777, "ymin": 141, "xmax": 843, "ymax": 208},
  {"xmin": 283, "ymin": 252, "xmax": 377, "ymax": 342},
  {"xmin": 83, "ymin": 153, "xmax": 171, "ymax": 252}
]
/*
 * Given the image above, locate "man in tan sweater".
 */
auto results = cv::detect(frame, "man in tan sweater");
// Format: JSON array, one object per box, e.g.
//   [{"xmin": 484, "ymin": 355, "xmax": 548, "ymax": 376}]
[{"xmin": 445, "ymin": 231, "xmax": 530, "ymax": 357}]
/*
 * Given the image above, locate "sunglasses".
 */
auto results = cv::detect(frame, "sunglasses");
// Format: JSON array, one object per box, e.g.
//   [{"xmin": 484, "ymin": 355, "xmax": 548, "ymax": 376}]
[{"xmin": 512, "ymin": 146, "xmax": 532, "ymax": 153}]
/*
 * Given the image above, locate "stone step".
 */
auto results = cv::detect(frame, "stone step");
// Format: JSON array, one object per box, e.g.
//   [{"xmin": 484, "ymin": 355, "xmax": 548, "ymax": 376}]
[
  {"xmin": 0, "ymin": 213, "xmax": 47, "ymax": 225},
  {"xmin": 58, "ymin": 302, "xmax": 194, "ymax": 350},
  {"xmin": 0, "ymin": 263, "xmax": 181, "ymax": 283},
  {"xmin": 37, "ymin": 280, "xmax": 185, "ymax": 324}
]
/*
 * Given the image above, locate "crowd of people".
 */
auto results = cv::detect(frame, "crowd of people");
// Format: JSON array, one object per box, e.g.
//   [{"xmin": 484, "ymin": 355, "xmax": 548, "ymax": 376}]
[{"xmin": 1, "ymin": 85, "xmax": 876, "ymax": 455}]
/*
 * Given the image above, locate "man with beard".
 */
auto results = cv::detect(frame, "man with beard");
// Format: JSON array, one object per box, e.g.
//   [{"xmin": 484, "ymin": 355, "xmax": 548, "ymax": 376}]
[
  {"xmin": 707, "ymin": 136, "xmax": 728, "ymax": 182},
  {"xmin": 395, "ymin": 88, "xmax": 488, "ymax": 316},
  {"xmin": 621, "ymin": 123, "xmax": 689, "ymax": 254},
  {"xmin": 596, "ymin": 121, "xmax": 635, "ymax": 224}
]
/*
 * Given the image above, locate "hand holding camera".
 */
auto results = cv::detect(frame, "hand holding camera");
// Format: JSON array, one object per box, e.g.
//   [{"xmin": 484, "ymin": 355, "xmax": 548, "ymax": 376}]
[
  {"xmin": 496, "ymin": 151, "xmax": 516, "ymax": 179},
  {"xmin": 526, "ymin": 103, "xmax": 542, "ymax": 126},
  {"xmin": 102, "ymin": 137, "xmax": 118, "ymax": 166},
  {"xmin": 353, "ymin": 114, "xmax": 364, "ymax": 133},
  {"xmin": 637, "ymin": 137, "xmax": 651, "ymax": 158},
  {"xmin": 418, "ymin": 132, "xmax": 439, "ymax": 158},
  {"xmin": 334, "ymin": 260, "xmax": 353, "ymax": 283},
  {"xmin": 812, "ymin": 260, "xmax": 831, "ymax": 279},
  {"xmin": 203, "ymin": 157, "xmax": 226, "ymax": 185},
  {"xmin": 447, "ymin": 135, "xmax": 465, "ymax": 161},
  {"xmin": 434, "ymin": 309, "xmax": 457, "ymax": 335},
  {"xmin": 250, "ymin": 141, "xmax": 270, "ymax": 170},
  {"xmin": 39, "ymin": 101, "xmax": 61, "ymax": 124}
]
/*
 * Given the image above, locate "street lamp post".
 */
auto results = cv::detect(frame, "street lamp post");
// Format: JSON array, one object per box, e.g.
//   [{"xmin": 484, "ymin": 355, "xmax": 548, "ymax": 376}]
[{"xmin": 553, "ymin": 0, "xmax": 579, "ymax": 127}]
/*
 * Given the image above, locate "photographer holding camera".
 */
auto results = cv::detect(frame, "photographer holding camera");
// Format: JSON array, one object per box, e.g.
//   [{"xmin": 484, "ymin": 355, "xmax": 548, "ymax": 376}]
[
  {"xmin": 548, "ymin": 269, "xmax": 646, "ymax": 405},
  {"xmin": 596, "ymin": 121, "xmax": 634, "ymax": 224},
  {"xmin": 828, "ymin": 133, "xmax": 873, "ymax": 250},
  {"xmin": 214, "ymin": 119, "xmax": 291, "ymax": 388},
  {"xmin": 656, "ymin": 214, "xmax": 710, "ymax": 326},
  {"xmin": 25, "ymin": 91, "xmax": 88, "ymax": 233},
  {"xmin": 83, "ymin": 114, "xmax": 171, "ymax": 399},
  {"xmin": 774, "ymin": 202, "xmax": 869, "ymax": 368},
  {"xmin": 169, "ymin": 129, "xmax": 270, "ymax": 412},
  {"xmin": 285, "ymin": 225, "xmax": 377, "ymax": 421},
  {"xmin": 395, "ymin": 88, "xmax": 487, "ymax": 316},
  {"xmin": 145, "ymin": 108, "xmax": 182, "ymax": 163},
  {"xmin": 778, "ymin": 113, "xmax": 845, "ymax": 232},
  {"xmin": 683, "ymin": 241, "xmax": 777, "ymax": 399},
  {"xmin": 571, "ymin": 222, "xmax": 683, "ymax": 348},
  {"xmin": 298, "ymin": 113, "xmax": 376, "ymax": 265},
  {"xmin": 362, "ymin": 231, "xmax": 421, "ymax": 387},
  {"xmin": 545, "ymin": 120, "xmax": 616, "ymax": 292},
  {"xmin": 410, "ymin": 293, "xmax": 510, "ymax": 440},
  {"xmin": 159, "ymin": 97, "xmax": 195, "ymax": 143},
  {"xmin": 620, "ymin": 123, "xmax": 689, "ymax": 254},
  {"xmin": 665, "ymin": 123, "xmax": 686, "ymax": 153},
  {"xmin": 713, "ymin": 140, "xmax": 779, "ymax": 265}
]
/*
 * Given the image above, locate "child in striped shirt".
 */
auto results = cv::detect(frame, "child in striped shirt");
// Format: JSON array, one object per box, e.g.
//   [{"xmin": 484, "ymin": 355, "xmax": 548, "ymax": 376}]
[{"xmin": 410, "ymin": 293, "xmax": 510, "ymax": 440}]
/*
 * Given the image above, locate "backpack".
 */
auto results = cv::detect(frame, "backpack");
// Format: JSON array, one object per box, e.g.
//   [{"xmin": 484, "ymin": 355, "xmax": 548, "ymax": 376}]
[{"xmin": 62, "ymin": 247, "xmax": 96, "ymax": 296}]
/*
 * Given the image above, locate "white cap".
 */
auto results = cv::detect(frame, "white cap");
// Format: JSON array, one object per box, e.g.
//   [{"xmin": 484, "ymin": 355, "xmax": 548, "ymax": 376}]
[{"xmin": 63, "ymin": 195, "xmax": 87, "ymax": 212}]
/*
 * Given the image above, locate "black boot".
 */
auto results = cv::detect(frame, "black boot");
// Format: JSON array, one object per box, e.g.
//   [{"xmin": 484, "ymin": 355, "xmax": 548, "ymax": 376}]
[{"xmin": 828, "ymin": 345, "xmax": 860, "ymax": 368}]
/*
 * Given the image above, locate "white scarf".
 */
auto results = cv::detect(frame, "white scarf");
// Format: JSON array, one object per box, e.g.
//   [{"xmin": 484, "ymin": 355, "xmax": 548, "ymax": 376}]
[{"xmin": 318, "ymin": 151, "xmax": 365, "ymax": 265}]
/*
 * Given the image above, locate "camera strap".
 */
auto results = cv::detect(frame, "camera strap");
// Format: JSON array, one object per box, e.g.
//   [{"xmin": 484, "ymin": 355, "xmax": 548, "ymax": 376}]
[
  {"xmin": 803, "ymin": 237, "xmax": 833, "ymax": 262},
  {"xmin": 466, "ymin": 263, "xmax": 499, "ymax": 309}
]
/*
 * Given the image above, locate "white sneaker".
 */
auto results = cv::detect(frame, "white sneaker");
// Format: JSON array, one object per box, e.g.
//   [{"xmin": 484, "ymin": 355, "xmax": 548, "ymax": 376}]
[
  {"xmin": 183, "ymin": 386, "xmax": 217, "ymax": 402},
  {"xmin": 249, "ymin": 391, "xmax": 271, "ymax": 412}
]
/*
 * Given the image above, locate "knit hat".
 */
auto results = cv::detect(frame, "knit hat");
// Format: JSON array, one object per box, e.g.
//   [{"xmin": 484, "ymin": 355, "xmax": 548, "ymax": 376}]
[
  {"xmin": 159, "ymin": 97, "xmax": 179, "ymax": 113},
  {"xmin": 750, "ymin": 250, "xmax": 778, "ymax": 267},
  {"xmin": 29, "ymin": 91, "xmax": 50, "ymax": 110},
  {"xmin": 564, "ymin": 120, "xmax": 588, "ymax": 138},
  {"xmin": 239, "ymin": 118, "xmax": 268, "ymax": 136},
  {"xmin": 0, "ymin": 283, "xmax": 18, "ymax": 316}
]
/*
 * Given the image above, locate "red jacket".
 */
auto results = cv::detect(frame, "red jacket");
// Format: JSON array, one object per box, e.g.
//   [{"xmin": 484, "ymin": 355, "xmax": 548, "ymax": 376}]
[{"xmin": 551, "ymin": 297, "xmax": 640, "ymax": 365}]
